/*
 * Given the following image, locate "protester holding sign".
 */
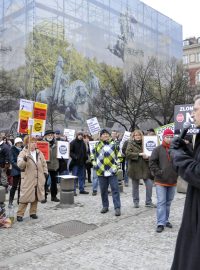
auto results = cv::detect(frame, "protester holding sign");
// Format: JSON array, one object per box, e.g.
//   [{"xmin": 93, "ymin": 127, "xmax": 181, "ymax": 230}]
[
  {"xmin": 126, "ymin": 130, "xmax": 156, "ymax": 209},
  {"xmin": 70, "ymin": 131, "xmax": 88, "ymax": 195},
  {"xmin": 90, "ymin": 129, "xmax": 122, "ymax": 216},
  {"xmin": 16, "ymin": 136, "xmax": 48, "ymax": 221},
  {"xmin": 43, "ymin": 130, "xmax": 60, "ymax": 203}
]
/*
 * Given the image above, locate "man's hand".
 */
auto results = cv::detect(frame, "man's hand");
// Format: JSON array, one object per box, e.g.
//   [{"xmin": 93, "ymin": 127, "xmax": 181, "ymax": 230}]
[{"xmin": 170, "ymin": 137, "xmax": 186, "ymax": 150}]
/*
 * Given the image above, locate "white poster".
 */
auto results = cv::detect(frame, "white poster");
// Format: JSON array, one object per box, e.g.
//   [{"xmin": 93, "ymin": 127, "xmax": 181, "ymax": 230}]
[
  {"xmin": 89, "ymin": 141, "xmax": 99, "ymax": 153},
  {"xmin": 63, "ymin": 129, "xmax": 75, "ymax": 142},
  {"xmin": 57, "ymin": 141, "xmax": 70, "ymax": 159},
  {"xmin": 20, "ymin": 99, "xmax": 34, "ymax": 112},
  {"xmin": 119, "ymin": 131, "xmax": 131, "ymax": 151},
  {"xmin": 143, "ymin": 136, "xmax": 159, "ymax": 157},
  {"xmin": 86, "ymin": 117, "xmax": 101, "ymax": 135}
]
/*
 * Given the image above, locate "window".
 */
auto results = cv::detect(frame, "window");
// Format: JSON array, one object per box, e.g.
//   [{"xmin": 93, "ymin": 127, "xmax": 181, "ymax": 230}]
[
  {"xmin": 183, "ymin": 55, "xmax": 189, "ymax": 64},
  {"xmin": 183, "ymin": 40, "xmax": 189, "ymax": 46},
  {"xmin": 196, "ymin": 53, "xmax": 200, "ymax": 62},
  {"xmin": 196, "ymin": 71, "xmax": 200, "ymax": 84},
  {"xmin": 190, "ymin": 54, "xmax": 196, "ymax": 63}
]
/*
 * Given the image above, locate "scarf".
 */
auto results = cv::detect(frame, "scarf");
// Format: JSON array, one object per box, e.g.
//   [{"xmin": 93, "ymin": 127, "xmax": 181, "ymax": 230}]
[{"xmin": 162, "ymin": 140, "xmax": 171, "ymax": 161}]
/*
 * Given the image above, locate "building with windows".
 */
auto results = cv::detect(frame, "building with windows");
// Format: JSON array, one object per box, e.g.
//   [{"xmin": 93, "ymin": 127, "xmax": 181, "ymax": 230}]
[
  {"xmin": 183, "ymin": 37, "xmax": 200, "ymax": 86},
  {"xmin": 0, "ymin": 0, "xmax": 182, "ymax": 134}
]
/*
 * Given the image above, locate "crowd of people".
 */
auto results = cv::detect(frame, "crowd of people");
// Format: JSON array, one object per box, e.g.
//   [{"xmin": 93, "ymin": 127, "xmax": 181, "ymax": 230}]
[
  {"xmin": 1, "ymin": 95, "xmax": 200, "ymax": 270},
  {"xmin": 0, "ymin": 126, "xmax": 178, "ymax": 228}
]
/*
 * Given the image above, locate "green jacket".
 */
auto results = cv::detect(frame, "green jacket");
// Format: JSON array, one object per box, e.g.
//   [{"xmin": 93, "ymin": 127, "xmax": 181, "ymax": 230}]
[
  {"xmin": 126, "ymin": 140, "xmax": 151, "ymax": 180},
  {"xmin": 90, "ymin": 139, "xmax": 123, "ymax": 176}
]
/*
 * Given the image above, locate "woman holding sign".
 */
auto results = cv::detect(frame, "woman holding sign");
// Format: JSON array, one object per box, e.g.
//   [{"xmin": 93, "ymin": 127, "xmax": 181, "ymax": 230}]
[
  {"xmin": 126, "ymin": 130, "xmax": 156, "ymax": 209},
  {"xmin": 16, "ymin": 136, "xmax": 48, "ymax": 221}
]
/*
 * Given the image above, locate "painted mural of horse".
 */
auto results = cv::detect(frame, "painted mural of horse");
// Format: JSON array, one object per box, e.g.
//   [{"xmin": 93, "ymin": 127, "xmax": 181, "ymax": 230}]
[{"xmin": 36, "ymin": 80, "xmax": 89, "ymax": 126}]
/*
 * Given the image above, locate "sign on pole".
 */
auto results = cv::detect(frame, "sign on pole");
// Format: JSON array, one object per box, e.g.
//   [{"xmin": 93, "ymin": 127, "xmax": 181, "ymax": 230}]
[
  {"xmin": 63, "ymin": 129, "xmax": 75, "ymax": 142},
  {"xmin": 36, "ymin": 141, "xmax": 50, "ymax": 161},
  {"xmin": 57, "ymin": 141, "xmax": 70, "ymax": 159},
  {"xmin": 143, "ymin": 135, "xmax": 159, "ymax": 157},
  {"xmin": 86, "ymin": 117, "xmax": 101, "ymax": 135},
  {"xmin": 17, "ymin": 99, "xmax": 47, "ymax": 135},
  {"xmin": 89, "ymin": 141, "xmax": 99, "ymax": 153},
  {"xmin": 174, "ymin": 104, "xmax": 199, "ymax": 135},
  {"xmin": 154, "ymin": 123, "xmax": 174, "ymax": 144}
]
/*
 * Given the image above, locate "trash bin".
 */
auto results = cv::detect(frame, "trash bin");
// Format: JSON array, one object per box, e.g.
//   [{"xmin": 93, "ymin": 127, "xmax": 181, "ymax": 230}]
[{"xmin": 59, "ymin": 175, "xmax": 77, "ymax": 205}]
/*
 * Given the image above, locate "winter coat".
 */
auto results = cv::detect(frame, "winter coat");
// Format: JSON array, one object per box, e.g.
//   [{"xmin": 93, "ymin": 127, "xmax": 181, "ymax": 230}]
[
  {"xmin": 170, "ymin": 133, "xmax": 200, "ymax": 270},
  {"xmin": 70, "ymin": 138, "xmax": 87, "ymax": 167},
  {"xmin": 149, "ymin": 145, "xmax": 177, "ymax": 185},
  {"xmin": 17, "ymin": 148, "xmax": 48, "ymax": 203},
  {"xmin": 90, "ymin": 139, "xmax": 123, "ymax": 177},
  {"xmin": 46, "ymin": 142, "xmax": 59, "ymax": 172},
  {"xmin": 9, "ymin": 146, "xmax": 22, "ymax": 176},
  {"xmin": 126, "ymin": 140, "xmax": 151, "ymax": 180},
  {"xmin": 0, "ymin": 142, "xmax": 10, "ymax": 165}
]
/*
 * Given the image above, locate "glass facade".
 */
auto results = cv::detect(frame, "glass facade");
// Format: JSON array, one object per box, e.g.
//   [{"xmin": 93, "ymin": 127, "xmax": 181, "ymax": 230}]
[{"xmin": 0, "ymin": 0, "xmax": 182, "ymax": 134}]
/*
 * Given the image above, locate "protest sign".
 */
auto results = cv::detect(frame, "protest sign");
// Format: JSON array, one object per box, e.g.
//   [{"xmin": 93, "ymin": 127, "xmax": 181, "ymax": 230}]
[
  {"xmin": 36, "ymin": 141, "xmax": 50, "ymax": 161},
  {"xmin": 57, "ymin": 141, "xmax": 70, "ymax": 159},
  {"xmin": 174, "ymin": 104, "xmax": 199, "ymax": 135},
  {"xmin": 119, "ymin": 131, "xmax": 131, "ymax": 152},
  {"xmin": 154, "ymin": 123, "xmax": 174, "ymax": 144},
  {"xmin": 18, "ymin": 99, "xmax": 47, "ymax": 135},
  {"xmin": 86, "ymin": 117, "xmax": 101, "ymax": 135},
  {"xmin": 89, "ymin": 141, "xmax": 99, "ymax": 153},
  {"xmin": 143, "ymin": 136, "xmax": 158, "ymax": 156},
  {"xmin": 63, "ymin": 129, "xmax": 75, "ymax": 142}
]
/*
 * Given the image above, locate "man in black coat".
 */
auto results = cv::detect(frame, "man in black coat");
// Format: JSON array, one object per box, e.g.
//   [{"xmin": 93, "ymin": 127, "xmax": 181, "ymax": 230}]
[
  {"xmin": 70, "ymin": 131, "xmax": 88, "ymax": 195},
  {"xmin": 170, "ymin": 94, "xmax": 200, "ymax": 270}
]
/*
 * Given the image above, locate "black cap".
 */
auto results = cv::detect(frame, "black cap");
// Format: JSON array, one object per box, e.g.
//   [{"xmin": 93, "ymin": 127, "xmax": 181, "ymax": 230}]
[
  {"xmin": 100, "ymin": 129, "xmax": 110, "ymax": 136},
  {"xmin": 44, "ymin": 130, "xmax": 55, "ymax": 136}
]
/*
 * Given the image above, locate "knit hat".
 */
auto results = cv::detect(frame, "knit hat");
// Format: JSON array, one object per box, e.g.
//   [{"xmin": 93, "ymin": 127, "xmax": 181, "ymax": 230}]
[
  {"xmin": 44, "ymin": 130, "xmax": 55, "ymax": 136},
  {"xmin": 163, "ymin": 129, "xmax": 174, "ymax": 137},
  {"xmin": 100, "ymin": 129, "xmax": 110, "ymax": 136},
  {"xmin": 55, "ymin": 130, "xmax": 61, "ymax": 135},
  {"xmin": 14, "ymin": 137, "xmax": 23, "ymax": 145}
]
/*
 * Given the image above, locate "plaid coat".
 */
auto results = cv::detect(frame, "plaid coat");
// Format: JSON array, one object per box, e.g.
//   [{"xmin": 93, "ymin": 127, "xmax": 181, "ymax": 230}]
[{"xmin": 90, "ymin": 140, "xmax": 123, "ymax": 176}]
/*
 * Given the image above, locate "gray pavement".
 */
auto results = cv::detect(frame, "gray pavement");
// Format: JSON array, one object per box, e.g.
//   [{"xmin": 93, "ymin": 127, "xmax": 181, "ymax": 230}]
[{"xmin": 0, "ymin": 182, "xmax": 185, "ymax": 270}]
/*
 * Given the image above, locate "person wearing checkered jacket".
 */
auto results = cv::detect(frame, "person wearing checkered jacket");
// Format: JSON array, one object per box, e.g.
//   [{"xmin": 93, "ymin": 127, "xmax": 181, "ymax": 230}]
[{"xmin": 90, "ymin": 129, "xmax": 123, "ymax": 216}]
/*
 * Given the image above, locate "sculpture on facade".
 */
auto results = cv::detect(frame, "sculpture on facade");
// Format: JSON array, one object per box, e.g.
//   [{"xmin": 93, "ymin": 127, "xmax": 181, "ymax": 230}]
[{"xmin": 36, "ymin": 56, "xmax": 89, "ymax": 125}]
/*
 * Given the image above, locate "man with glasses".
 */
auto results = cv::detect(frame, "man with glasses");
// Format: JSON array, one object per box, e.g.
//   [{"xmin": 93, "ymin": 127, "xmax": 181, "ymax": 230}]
[
  {"xmin": 169, "ymin": 95, "xmax": 200, "ymax": 270},
  {"xmin": 149, "ymin": 128, "xmax": 178, "ymax": 233}
]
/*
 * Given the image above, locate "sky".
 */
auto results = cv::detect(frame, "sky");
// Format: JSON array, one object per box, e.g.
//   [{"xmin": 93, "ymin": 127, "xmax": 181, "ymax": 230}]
[{"xmin": 141, "ymin": 0, "xmax": 199, "ymax": 39}]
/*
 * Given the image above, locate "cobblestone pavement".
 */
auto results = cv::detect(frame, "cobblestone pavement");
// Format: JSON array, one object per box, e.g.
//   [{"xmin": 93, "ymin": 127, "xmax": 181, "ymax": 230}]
[{"xmin": 0, "ymin": 182, "xmax": 185, "ymax": 270}]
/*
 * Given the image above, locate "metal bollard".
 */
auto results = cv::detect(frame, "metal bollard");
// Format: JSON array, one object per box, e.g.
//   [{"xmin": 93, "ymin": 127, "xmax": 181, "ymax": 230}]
[
  {"xmin": 0, "ymin": 186, "xmax": 6, "ymax": 203},
  {"xmin": 59, "ymin": 175, "xmax": 77, "ymax": 207},
  {"xmin": 117, "ymin": 169, "xmax": 124, "ymax": 193}
]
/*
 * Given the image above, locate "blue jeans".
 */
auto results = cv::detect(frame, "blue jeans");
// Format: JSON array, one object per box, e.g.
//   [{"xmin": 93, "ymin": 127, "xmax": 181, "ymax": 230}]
[
  {"xmin": 98, "ymin": 175, "xmax": 121, "ymax": 209},
  {"xmin": 132, "ymin": 179, "xmax": 153, "ymax": 205},
  {"xmin": 156, "ymin": 185, "xmax": 176, "ymax": 226},
  {"xmin": 72, "ymin": 165, "xmax": 85, "ymax": 192},
  {"xmin": 92, "ymin": 169, "xmax": 99, "ymax": 192}
]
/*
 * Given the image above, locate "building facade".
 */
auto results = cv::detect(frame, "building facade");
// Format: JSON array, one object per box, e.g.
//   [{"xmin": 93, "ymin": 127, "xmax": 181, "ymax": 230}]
[
  {"xmin": 183, "ymin": 37, "xmax": 200, "ymax": 86},
  {"xmin": 0, "ymin": 0, "xmax": 182, "ymax": 135}
]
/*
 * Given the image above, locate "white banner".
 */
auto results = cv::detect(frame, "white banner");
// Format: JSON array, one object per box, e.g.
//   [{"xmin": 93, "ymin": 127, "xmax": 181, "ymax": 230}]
[
  {"xmin": 57, "ymin": 141, "xmax": 70, "ymax": 159},
  {"xmin": 63, "ymin": 129, "xmax": 75, "ymax": 142},
  {"xmin": 86, "ymin": 117, "xmax": 101, "ymax": 135},
  {"xmin": 89, "ymin": 141, "xmax": 99, "ymax": 153},
  {"xmin": 143, "ymin": 135, "xmax": 159, "ymax": 157}
]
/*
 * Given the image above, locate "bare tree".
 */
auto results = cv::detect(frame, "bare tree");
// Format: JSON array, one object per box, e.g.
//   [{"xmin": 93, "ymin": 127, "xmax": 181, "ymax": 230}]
[
  {"xmin": 92, "ymin": 57, "xmax": 193, "ymax": 130},
  {"xmin": 144, "ymin": 58, "xmax": 193, "ymax": 126},
  {"xmin": 92, "ymin": 60, "xmax": 154, "ymax": 130}
]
